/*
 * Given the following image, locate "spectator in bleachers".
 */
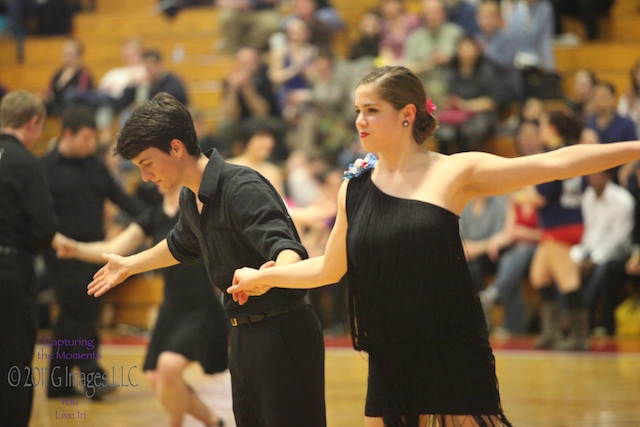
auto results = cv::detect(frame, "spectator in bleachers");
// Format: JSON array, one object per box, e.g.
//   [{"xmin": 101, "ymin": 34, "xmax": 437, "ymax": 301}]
[
  {"xmin": 505, "ymin": 0, "xmax": 560, "ymax": 101},
  {"xmin": 218, "ymin": 47, "xmax": 284, "ymax": 160},
  {"xmin": 405, "ymin": 0, "xmax": 464, "ymax": 108},
  {"xmin": 279, "ymin": 0, "xmax": 337, "ymax": 51},
  {"xmin": 435, "ymin": 36, "xmax": 499, "ymax": 153},
  {"xmin": 566, "ymin": 68, "xmax": 598, "ymax": 119},
  {"xmin": 41, "ymin": 38, "xmax": 94, "ymax": 116},
  {"xmin": 116, "ymin": 48, "xmax": 189, "ymax": 115},
  {"xmin": 475, "ymin": 0, "xmax": 523, "ymax": 110},
  {"xmin": 288, "ymin": 50, "xmax": 353, "ymax": 159},
  {"xmin": 71, "ymin": 37, "xmax": 148, "ymax": 146},
  {"xmin": 586, "ymin": 82, "xmax": 637, "ymax": 184},
  {"xmin": 226, "ymin": 119, "xmax": 285, "ymax": 196},
  {"xmin": 568, "ymin": 161, "xmax": 638, "ymax": 336},
  {"xmin": 480, "ymin": 120, "xmax": 543, "ymax": 335},
  {"xmin": 349, "ymin": 9, "xmax": 382, "ymax": 61},
  {"xmin": 377, "ymin": 0, "xmax": 421, "ymax": 65},
  {"xmin": 618, "ymin": 60, "xmax": 640, "ymax": 139},
  {"xmin": 216, "ymin": 0, "xmax": 281, "ymax": 53},
  {"xmin": 551, "ymin": 0, "xmax": 615, "ymax": 41},
  {"xmin": 570, "ymin": 168, "xmax": 635, "ymax": 334},
  {"xmin": 505, "ymin": 0, "xmax": 556, "ymax": 73},
  {"xmin": 444, "ymin": 0, "xmax": 480, "ymax": 36},
  {"xmin": 460, "ymin": 194, "xmax": 508, "ymax": 292},
  {"xmin": 520, "ymin": 97, "xmax": 547, "ymax": 124},
  {"xmin": 284, "ymin": 149, "xmax": 325, "ymax": 208},
  {"xmin": 268, "ymin": 18, "xmax": 317, "ymax": 149},
  {"xmin": 314, "ymin": 0, "xmax": 345, "ymax": 30},
  {"xmin": 530, "ymin": 110, "xmax": 589, "ymax": 351}
]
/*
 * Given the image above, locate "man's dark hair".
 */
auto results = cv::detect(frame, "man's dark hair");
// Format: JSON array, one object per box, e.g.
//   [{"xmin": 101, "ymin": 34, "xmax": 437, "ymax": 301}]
[
  {"xmin": 61, "ymin": 104, "xmax": 96, "ymax": 133},
  {"xmin": 142, "ymin": 48, "xmax": 162, "ymax": 63},
  {"xmin": 116, "ymin": 92, "xmax": 200, "ymax": 160}
]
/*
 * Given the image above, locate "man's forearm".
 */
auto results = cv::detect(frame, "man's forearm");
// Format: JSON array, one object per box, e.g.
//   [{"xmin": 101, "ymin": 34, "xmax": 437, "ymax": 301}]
[{"xmin": 125, "ymin": 239, "xmax": 179, "ymax": 275}]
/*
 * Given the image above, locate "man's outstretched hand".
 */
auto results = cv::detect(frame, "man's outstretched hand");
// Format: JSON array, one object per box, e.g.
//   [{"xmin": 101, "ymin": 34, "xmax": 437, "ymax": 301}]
[{"xmin": 87, "ymin": 253, "xmax": 130, "ymax": 297}]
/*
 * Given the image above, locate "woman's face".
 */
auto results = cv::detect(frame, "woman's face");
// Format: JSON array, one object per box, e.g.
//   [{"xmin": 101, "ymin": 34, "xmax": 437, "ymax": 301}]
[
  {"xmin": 516, "ymin": 123, "xmax": 542, "ymax": 156},
  {"xmin": 457, "ymin": 39, "xmax": 479, "ymax": 66},
  {"xmin": 62, "ymin": 41, "xmax": 80, "ymax": 67},
  {"xmin": 381, "ymin": 0, "xmax": 403, "ymax": 19},
  {"xmin": 354, "ymin": 84, "xmax": 404, "ymax": 152},
  {"xmin": 287, "ymin": 19, "xmax": 310, "ymax": 44},
  {"xmin": 245, "ymin": 133, "xmax": 275, "ymax": 161}
]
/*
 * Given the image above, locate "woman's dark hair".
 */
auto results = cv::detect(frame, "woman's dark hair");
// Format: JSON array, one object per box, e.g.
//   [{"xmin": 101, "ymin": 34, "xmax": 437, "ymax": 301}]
[
  {"xmin": 235, "ymin": 119, "xmax": 275, "ymax": 150},
  {"xmin": 357, "ymin": 65, "xmax": 437, "ymax": 145},
  {"xmin": 548, "ymin": 111, "xmax": 584, "ymax": 145},
  {"xmin": 450, "ymin": 35, "xmax": 483, "ymax": 73},
  {"xmin": 116, "ymin": 92, "xmax": 200, "ymax": 160}
]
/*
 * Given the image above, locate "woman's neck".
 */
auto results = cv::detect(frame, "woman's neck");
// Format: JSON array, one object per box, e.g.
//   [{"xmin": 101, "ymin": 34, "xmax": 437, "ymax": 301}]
[{"xmin": 376, "ymin": 143, "xmax": 428, "ymax": 174}]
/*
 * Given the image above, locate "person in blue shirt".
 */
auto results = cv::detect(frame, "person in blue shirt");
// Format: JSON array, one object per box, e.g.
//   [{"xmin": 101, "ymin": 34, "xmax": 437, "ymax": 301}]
[
  {"xmin": 445, "ymin": 0, "xmax": 480, "ymax": 36},
  {"xmin": 586, "ymin": 82, "xmax": 638, "ymax": 144}
]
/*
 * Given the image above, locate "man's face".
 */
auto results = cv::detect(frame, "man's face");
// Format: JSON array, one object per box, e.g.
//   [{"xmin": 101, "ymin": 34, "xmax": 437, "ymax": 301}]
[
  {"xmin": 592, "ymin": 86, "xmax": 615, "ymax": 114},
  {"xmin": 64, "ymin": 126, "xmax": 97, "ymax": 157},
  {"xmin": 131, "ymin": 146, "xmax": 181, "ymax": 191},
  {"xmin": 144, "ymin": 58, "xmax": 162, "ymax": 81}
]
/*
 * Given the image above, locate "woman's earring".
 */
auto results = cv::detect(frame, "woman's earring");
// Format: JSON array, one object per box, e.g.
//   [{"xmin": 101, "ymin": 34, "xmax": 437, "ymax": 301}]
[{"xmin": 403, "ymin": 120, "xmax": 409, "ymax": 127}]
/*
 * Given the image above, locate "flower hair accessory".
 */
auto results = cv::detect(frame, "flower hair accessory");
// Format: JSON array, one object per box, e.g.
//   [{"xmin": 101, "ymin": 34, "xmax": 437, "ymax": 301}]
[
  {"xmin": 343, "ymin": 153, "xmax": 378, "ymax": 180},
  {"xmin": 426, "ymin": 98, "xmax": 437, "ymax": 116}
]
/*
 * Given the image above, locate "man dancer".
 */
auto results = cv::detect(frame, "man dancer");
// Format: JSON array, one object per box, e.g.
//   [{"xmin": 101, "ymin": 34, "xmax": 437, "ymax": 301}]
[
  {"xmin": 87, "ymin": 92, "xmax": 326, "ymax": 427},
  {"xmin": 0, "ymin": 91, "xmax": 58, "ymax": 426}
]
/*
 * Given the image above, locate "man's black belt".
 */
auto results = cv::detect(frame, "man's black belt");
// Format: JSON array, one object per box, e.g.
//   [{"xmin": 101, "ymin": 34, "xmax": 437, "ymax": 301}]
[{"xmin": 229, "ymin": 298, "xmax": 308, "ymax": 327}]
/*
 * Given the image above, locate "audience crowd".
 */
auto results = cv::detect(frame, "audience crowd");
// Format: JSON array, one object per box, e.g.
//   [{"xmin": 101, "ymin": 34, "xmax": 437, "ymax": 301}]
[{"xmin": 2, "ymin": 0, "xmax": 640, "ymax": 348}]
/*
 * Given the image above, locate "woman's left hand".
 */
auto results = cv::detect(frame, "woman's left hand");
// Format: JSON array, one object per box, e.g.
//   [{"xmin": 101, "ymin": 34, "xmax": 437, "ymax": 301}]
[{"xmin": 227, "ymin": 261, "xmax": 275, "ymax": 305}]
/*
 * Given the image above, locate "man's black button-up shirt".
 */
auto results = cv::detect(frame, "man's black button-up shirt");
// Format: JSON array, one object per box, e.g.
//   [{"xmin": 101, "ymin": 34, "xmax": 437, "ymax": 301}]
[
  {"xmin": 0, "ymin": 133, "xmax": 58, "ymax": 255},
  {"xmin": 167, "ymin": 150, "xmax": 308, "ymax": 317}
]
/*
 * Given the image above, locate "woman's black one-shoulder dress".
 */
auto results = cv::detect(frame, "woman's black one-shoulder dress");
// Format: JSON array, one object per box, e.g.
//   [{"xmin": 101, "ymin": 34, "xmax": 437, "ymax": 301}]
[{"xmin": 344, "ymin": 170, "xmax": 511, "ymax": 427}]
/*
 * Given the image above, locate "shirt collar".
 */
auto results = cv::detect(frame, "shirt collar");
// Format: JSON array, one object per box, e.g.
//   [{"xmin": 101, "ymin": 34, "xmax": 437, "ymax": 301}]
[
  {"xmin": 197, "ymin": 148, "xmax": 224, "ymax": 204},
  {"xmin": 0, "ymin": 133, "xmax": 27, "ymax": 150}
]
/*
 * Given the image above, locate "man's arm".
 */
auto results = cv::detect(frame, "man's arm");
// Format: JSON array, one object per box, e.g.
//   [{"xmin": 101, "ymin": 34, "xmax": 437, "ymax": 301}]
[{"xmin": 87, "ymin": 239, "xmax": 179, "ymax": 297}]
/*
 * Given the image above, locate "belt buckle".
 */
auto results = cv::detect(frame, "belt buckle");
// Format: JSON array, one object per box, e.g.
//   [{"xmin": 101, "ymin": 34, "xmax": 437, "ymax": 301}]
[{"xmin": 231, "ymin": 318, "xmax": 239, "ymax": 327}]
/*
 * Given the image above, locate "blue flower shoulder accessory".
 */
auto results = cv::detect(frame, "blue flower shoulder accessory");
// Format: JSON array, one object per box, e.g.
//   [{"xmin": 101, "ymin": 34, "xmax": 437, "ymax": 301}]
[{"xmin": 343, "ymin": 153, "xmax": 378, "ymax": 180}]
